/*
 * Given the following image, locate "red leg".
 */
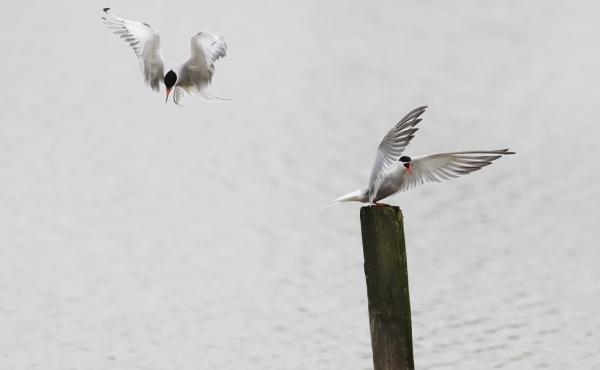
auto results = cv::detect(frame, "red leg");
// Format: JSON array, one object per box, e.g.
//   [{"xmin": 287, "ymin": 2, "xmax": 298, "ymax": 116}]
[{"xmin": 372, "ymin": 202, "xmax": 390, "ymax": 207}]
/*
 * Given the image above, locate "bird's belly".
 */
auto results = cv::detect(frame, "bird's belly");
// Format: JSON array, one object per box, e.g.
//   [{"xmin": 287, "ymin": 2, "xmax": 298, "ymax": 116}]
[
  {"xmin": 374, "ymin": 168, "xmax": 406, "ymax": 202},
  {"xmin": 374, "ymin": 183, "xmax": 398, "ymax": 202}
]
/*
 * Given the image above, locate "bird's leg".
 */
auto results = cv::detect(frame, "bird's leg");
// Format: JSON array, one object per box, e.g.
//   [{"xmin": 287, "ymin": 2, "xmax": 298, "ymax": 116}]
[{"xmin": 372, "ymin": 202, "xmax": 390, "ymax": 207}]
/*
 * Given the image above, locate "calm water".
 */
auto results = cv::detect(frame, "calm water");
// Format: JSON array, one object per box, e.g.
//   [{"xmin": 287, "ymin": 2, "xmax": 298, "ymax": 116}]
[{"xmin": 1, "ymin": 1, "xmax": 599, "ymax": 369}]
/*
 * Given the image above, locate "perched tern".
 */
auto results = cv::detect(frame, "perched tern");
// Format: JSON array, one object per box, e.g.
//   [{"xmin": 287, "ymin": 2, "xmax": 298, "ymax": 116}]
[
  {"xmin": 101, "ymin": 8, "xmax": 228, "ymax": 105},
  {"xmin": 334, "ymin": 106, "xmax": 515, "ymax": 205}
]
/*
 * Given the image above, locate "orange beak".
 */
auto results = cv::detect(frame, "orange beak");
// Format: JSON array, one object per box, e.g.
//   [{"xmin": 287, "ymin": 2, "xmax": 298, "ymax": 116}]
[{"xmin": 165, "ymin": 87, "xmax": 172, "ymax": 103}]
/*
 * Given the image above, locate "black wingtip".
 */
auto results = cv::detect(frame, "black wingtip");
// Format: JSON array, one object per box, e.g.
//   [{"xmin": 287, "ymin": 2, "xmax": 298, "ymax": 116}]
[
  {"xmin": 406, "ymin": 105, "xmax": 428, "ymax": 120},
  {"xmin": 103, "ymin": 7, "xmax": 110, "ymax": 13},
  {"xmin": 494, "ymin": 149, "xmax": 516, "ymax": 155},
  {"xmin": 410, "ymin": 105, "xmax": 428, "ymax": 116}
]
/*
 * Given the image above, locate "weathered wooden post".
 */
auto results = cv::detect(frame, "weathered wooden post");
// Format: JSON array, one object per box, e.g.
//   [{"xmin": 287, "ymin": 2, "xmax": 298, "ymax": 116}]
[{"xmin": 360, "ymin": 205, "xmax": 414, "ymax": 370}]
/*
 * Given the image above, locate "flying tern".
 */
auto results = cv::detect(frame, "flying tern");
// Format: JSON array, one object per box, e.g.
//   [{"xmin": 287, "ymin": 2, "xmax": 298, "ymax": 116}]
[
  {"xmin": 101, "ymin": 8, "xmax": 228, "ymax": 105},
  {"xmin": 334, "ymin": 106, "xmax": 515, "ymax": 205}
]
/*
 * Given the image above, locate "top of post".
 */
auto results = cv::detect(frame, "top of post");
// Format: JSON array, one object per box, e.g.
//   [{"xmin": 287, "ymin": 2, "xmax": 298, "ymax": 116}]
[{"xmin": 360, "ymin": 205, "xmax": 402, "ymax": 219}]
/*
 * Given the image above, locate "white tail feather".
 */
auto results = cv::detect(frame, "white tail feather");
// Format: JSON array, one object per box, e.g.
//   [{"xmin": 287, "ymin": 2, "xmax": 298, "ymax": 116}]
[
  {"xmin": 197, "ymin": 90, "xmax": 231, "ymax": 102},
  {"xmin": 332, "ymin": 188, "xmax": 369, "ymax": 204}
]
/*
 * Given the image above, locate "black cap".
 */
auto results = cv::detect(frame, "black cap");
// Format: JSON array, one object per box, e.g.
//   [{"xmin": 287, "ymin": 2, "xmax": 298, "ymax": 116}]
[
  {"xmin": 164, "ymin": 70, "xmax": 177, "ymax": 89},
  {"xmin": 399, "ymin": 156, "xmax": 411, "ymax": 163}
]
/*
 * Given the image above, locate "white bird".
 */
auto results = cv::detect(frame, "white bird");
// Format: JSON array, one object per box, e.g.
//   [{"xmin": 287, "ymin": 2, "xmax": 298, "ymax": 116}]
[
  {"xmin": 101, "ymin": 8, "xmax": 228, "ymax": 105},
  {"xmin": 334, "ymin": 106, "xmax": 515, "ymax": 204}
]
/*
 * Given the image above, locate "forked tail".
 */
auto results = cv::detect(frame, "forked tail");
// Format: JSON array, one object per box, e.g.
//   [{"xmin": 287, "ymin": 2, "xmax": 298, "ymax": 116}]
[{"xmin": 197, "ymin": 90, "xmax": 231, "ymax": 102}]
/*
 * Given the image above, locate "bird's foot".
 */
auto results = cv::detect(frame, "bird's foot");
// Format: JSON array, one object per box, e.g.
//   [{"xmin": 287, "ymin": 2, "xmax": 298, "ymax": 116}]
[{"xmin": 372, "ymin": 202, "xmax": 390, "ymax": 207}]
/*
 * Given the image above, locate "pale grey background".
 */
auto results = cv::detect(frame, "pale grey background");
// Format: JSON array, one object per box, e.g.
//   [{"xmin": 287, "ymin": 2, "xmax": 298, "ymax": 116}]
[{"xmin": 1, "ymin": 1, "xmax": 599, "ymax": 369}]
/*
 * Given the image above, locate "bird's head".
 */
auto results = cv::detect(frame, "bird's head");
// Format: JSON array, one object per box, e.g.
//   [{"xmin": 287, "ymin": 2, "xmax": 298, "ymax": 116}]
[
  {"xmin": 399, "ymin": 156, "xmax": 413, "ymax": 174},
  {"xmin": 164, "ymin": 70, "xmax": 177, "ymax": 103}
]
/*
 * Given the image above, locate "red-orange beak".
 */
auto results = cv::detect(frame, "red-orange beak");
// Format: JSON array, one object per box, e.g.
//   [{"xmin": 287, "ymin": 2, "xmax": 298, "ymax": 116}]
[
  {"xmin": 406, "ymin": 163, "xmax": 413, "ymax": 175},
  {"xmin": 165, "ymin": 87, "xmax": 172, "ymax": 103}
]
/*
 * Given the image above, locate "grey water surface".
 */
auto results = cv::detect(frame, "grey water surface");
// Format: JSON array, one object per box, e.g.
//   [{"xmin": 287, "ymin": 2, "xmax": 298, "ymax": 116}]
[{"xmin": 1, "ymin": 1, "xmax": 599, "ymax": 369}]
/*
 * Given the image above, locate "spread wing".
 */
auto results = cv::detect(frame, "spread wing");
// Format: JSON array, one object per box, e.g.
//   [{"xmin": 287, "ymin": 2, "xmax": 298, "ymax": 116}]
[
  {"xmin": 191, "ymin": 32, "xmax": 228, "ymax": 66},
  {"xmin": 179, "ymin": 32, "xmax": 227, "ymax": 93},
  {"xmin": 397, "ymin": 149, "xmax": 515, "ymax": 192},
  {"xmin": 101, "ymin": 8, "xmax": 165, "ymax": 91},
  {"xmin": 368, "ymin": 106, "xmax": 427, "ymax": 201}
]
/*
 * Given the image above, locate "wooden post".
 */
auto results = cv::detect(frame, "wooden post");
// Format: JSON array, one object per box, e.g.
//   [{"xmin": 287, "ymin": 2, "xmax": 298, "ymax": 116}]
[{"xmin": 360, "ymin": 205, "xmax": 414, "ymax": 370}]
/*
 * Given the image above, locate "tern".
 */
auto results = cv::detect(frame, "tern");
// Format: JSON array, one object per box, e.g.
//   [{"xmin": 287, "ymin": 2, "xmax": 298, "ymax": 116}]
[
  {"xmin": 334, "ymin": 106, "xmax": 515, "ymax": 205},
  {"xmin": 101, "ymin": 8, "xmax": 228, "ymax": 105}
]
